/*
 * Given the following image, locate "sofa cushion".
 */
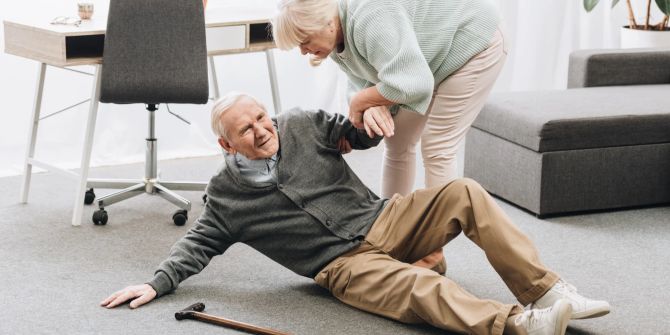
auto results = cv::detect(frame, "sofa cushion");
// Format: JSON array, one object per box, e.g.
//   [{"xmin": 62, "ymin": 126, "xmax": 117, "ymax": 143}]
[{"xmin": 473, "ymin": 85, "xmax": 670, "ymax": 152}]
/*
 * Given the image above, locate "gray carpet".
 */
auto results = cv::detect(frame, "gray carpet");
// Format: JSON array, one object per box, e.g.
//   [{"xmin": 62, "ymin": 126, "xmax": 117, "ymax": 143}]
[{"xmin": 0, "ymin": 145, "xmax": 668, "ymax": 334}]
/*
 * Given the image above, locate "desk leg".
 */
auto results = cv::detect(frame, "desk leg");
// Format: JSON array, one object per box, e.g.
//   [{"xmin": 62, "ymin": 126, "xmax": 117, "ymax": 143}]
[
  {"xmin": 208, "ymin": 56, "xmax": 221, "ymax": 100},
  {"xmin": 20, "ymin": 63, "xmax": 47, "ymax": 203},
  {"xmin": 265, "ymin": 49, "xmax": 282, "ymax": 114},
  {"xmin": 71, "ymin": 64, "xmax": 102, "ymax": 226}
]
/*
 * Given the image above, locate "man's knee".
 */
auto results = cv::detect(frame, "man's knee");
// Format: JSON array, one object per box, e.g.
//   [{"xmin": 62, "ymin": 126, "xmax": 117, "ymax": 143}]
[{"xmin": 446, "ymin": 177, "xmax": 483, "ymax": 192}]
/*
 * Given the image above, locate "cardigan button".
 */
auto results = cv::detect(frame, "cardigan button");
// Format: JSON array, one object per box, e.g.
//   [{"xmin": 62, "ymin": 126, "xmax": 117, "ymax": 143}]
[{"xmin": 325, "ymin": 219, "xmax": 332, "ymax": 226}]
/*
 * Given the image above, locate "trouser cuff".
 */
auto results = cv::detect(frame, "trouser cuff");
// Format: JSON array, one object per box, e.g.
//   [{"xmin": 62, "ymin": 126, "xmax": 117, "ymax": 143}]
[
  {"xmin": 516, "ymin": 271, "xmax": 560, "ymax": 306},
  {"xmin": 492, "ymin": 303, "xmax": 523, "ymax": 335}
]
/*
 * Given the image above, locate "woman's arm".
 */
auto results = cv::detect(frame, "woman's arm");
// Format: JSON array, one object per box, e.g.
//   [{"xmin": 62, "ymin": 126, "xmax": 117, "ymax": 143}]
[
  {"xmin": 346, "ymin": 3, "xmax": 434, "ymax": 119},
  {"xmin": 349, "ymin": 86, "xmax": 395, "ymax": 137}
]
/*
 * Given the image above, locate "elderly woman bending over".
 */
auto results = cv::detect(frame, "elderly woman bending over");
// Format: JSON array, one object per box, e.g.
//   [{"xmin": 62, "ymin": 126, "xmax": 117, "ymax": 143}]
[{"xmin": 272, "ymin": 0, "xmax": 507, "ymax": 198}]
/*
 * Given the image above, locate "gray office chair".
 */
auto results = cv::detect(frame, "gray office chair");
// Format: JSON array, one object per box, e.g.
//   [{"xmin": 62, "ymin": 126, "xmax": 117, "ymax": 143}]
[{"xmin": 89, "ymin": 0, "xmax": 209, "ymax": 226}]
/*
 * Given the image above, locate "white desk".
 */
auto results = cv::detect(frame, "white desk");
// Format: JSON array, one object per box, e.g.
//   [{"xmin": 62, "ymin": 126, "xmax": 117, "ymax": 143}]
[{"xmin": 3, "ymin": 6, "xmax": 282, "ymax": 226}]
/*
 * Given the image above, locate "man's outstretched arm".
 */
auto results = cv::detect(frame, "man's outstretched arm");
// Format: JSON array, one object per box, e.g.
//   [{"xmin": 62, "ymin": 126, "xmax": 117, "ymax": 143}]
[
  {"xmin": 100, "ymin": 210, "xmax": 234, "ymax": 309},
  {"xmin": 306, "ymin": 109, "xmax": 384, "ymax": 150}
]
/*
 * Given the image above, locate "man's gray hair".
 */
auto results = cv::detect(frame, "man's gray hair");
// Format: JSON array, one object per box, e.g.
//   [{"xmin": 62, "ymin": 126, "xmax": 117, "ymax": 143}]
[{"xmin": 210, "ymin": 92, "xmax": 266, "ymax": 139}]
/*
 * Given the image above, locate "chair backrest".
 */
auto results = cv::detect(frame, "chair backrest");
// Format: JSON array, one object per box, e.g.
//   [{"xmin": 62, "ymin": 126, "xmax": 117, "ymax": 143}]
[{"xmin": 100, "ymin": 0, "xmax": 209, "ymax": 104}]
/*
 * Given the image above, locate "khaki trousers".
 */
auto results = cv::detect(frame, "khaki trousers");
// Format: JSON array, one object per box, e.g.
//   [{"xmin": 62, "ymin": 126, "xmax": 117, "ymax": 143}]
[{"xmin": 314, "ymin": 179, "xmax": 559, "ymax": 335}]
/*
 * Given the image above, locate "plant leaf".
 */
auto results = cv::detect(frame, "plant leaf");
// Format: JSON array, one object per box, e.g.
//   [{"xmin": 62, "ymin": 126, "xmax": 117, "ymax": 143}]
[
  {"xmin": 611, "ymin": 0, "xmax": 621, "ymax": 8},
  {"xmin": 584, "ymin": 0, "xmax": 601, "ymax": 12},
  {"xmin": 656, "ymin": 0, "xmax": 670, "ymax": 15}
]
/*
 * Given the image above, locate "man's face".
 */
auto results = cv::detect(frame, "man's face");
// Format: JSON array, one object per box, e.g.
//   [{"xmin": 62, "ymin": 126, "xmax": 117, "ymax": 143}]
[{"xmin": 218, "ymin": 97, "xmax": 279, "ymax": 160}]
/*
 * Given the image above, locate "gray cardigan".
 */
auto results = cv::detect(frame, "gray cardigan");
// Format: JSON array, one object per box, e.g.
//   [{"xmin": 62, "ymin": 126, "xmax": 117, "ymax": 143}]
[{"xmin": 148, "ymin": 108, "xmax": 386, "ymax": 297}]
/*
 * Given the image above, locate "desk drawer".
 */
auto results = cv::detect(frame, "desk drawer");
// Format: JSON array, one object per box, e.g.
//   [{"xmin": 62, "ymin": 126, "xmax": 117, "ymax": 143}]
[
  {"xmin": 4, "ymin": 21, "xmax": 65, "ymax": 66},
  {"xmin": 206, "ymin": 25, "xmax": 245, "ymax": 53}
]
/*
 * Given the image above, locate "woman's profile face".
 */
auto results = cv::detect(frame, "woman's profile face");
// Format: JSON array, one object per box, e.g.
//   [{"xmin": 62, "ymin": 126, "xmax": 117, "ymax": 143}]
[{"xmin": 298, "ymin": 22, "xmax": 339, "ymax": 59}]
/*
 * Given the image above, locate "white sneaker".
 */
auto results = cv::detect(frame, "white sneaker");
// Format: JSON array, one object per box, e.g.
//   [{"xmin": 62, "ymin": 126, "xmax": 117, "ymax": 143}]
[
  {"xmin": 514, "ymin": 299, "xmax": 572, "ymax": 335},
  {"xmin": 531, "ymin": 279, "xmax": 611, "ymax": 319}
]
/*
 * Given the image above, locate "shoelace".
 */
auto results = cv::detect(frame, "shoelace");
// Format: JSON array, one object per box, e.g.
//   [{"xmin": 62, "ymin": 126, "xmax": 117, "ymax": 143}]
[
  {"xmin": 554, "ymin": 279, "xmax": 578, "ymax": 293},
  {"xmin": 554, "ymin": 279, "xmax": 586, "ymax": 302},
  {"xmin": 515, "ymin": 307, "xmax": 552, "ymax": 328},
  {"xmin": 553, "ymin": 279, "xmax": 590, "ymax": 309}
]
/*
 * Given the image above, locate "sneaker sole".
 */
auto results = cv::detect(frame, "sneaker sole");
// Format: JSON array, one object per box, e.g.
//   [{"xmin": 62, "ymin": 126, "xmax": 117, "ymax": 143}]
[
  {"xmin": 531, "ymin": 302, "xmax": 611, "ymax": 320},
  {"xmin": 572, "ymin": 306, "xmax": 610, "ymax": 319},
  {"xmin": 554, "ymin": 301, "xmax": 572, "ymax": 335}
]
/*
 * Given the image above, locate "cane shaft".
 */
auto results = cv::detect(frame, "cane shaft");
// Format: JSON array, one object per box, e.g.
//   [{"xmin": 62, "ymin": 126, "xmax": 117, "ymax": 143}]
[{"xmin": 191, "ymin": 311, "xmax": 291, "ymax": 335}]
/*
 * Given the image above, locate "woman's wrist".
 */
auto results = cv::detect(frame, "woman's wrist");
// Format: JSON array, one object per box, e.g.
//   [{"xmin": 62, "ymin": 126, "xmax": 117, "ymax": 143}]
[
  {"xmin": 351, "ymin": 86, "xmax": 393, "ymax": 114},
  {"xmin": 358, "ymin": 86, "xmax": 394, "ymax": 110}
]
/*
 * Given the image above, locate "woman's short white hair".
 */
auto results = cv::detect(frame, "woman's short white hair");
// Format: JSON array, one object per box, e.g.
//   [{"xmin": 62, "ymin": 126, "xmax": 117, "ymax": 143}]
[
  {"xmin": 272, "ymin": 0, "xmax": 338, "ymax": 51},
  {"xmin": 210, "ymin": 91, "xmax": 266, "ymax": 139}
]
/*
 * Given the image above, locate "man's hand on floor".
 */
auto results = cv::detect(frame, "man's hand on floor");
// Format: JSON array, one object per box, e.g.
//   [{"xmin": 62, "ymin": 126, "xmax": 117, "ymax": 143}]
[{"xmin": 101, "ymin": 284, "xmax": 157, "ymax": 309}]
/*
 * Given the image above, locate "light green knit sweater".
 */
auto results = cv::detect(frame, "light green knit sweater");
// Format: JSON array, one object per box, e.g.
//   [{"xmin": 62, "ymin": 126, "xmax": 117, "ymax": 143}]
[{"xmin": 330, "ymin": 0, "xmax": 500, "ymax": 114}]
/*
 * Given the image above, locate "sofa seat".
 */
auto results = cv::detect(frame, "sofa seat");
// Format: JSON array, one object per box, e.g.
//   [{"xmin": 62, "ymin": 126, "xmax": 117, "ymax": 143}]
[{"xmin": 464, "ymin": 84, "xmax": 670, "ymax": 216}]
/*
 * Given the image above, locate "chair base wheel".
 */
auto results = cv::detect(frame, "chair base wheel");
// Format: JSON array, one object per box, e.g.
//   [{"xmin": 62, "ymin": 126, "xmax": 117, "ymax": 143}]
[
  {"xmin": 84, "ymin": 188, "xmax": 96, "ymax": 205},
  {"xmin": 92, "ymin": 209, "xmax": 108, "ymax": 225},
  {"xmin": 172, "ymin": 209, "xmax": 188, "ymax": 226}
]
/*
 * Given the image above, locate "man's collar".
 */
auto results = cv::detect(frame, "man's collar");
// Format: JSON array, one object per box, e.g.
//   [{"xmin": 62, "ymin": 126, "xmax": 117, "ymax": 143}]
[{"xmin": 235, "ymin": 152, "xmax": 277, "ymax": 168}]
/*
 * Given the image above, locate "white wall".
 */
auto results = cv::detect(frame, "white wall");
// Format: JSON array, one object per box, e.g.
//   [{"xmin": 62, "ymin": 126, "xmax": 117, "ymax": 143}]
[
  {"xmin": 0, "ymin": 0, "xmax": 346, "ymax": 177},
  {"xmin": 1, "ymin": 0, "xmax": 664, "ymax": 178},
  {"xmin": 494, "ymin": 0, "xmax": 667, "ymax": 91}
]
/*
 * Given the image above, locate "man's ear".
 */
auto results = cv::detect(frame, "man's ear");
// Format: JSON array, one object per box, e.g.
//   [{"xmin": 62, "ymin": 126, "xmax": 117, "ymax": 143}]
[{"xmin": 218, "ymin": 137, "xmax": 236, "ymax": 154}]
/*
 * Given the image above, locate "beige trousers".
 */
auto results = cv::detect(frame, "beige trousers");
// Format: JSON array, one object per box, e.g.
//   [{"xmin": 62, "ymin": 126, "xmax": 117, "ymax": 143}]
[
  {"xmin": 314, "ymin": 179, "xmax": 559, "ymax": 335},
  {"xmin": 381, "ymin": 29, "xmax": 508, "ymax": 198}
]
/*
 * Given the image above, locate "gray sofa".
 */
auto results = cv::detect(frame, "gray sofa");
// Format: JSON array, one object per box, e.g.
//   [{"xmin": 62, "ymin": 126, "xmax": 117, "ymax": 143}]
[{"xmin": 464, "ymin": 48, "xmax": 670, "ymax": 216}]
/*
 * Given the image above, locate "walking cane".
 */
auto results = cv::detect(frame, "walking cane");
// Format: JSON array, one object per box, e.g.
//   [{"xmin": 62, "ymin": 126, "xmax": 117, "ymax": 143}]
[{"xmin": 175, "ymin": 302, "xmax": 292, "ymax": 335}]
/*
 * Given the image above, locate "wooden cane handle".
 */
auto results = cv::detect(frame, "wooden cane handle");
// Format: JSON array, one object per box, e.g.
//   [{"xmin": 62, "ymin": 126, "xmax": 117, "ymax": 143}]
[{"xmin": 191, "ymin": 311, "xmax": 291, "ymax": 335}]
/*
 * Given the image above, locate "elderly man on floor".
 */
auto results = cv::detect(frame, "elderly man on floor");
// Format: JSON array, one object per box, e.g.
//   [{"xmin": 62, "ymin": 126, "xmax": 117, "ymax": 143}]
[{"xmin": 102, "ymin": 92, "xmax": 610, "ymax": 335}]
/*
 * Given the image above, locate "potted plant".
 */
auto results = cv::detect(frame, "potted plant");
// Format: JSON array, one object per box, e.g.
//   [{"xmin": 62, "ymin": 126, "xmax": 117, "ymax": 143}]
[{"xmin": 584, "ymin": 0, "xmax": 670, "ymax": 48}]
